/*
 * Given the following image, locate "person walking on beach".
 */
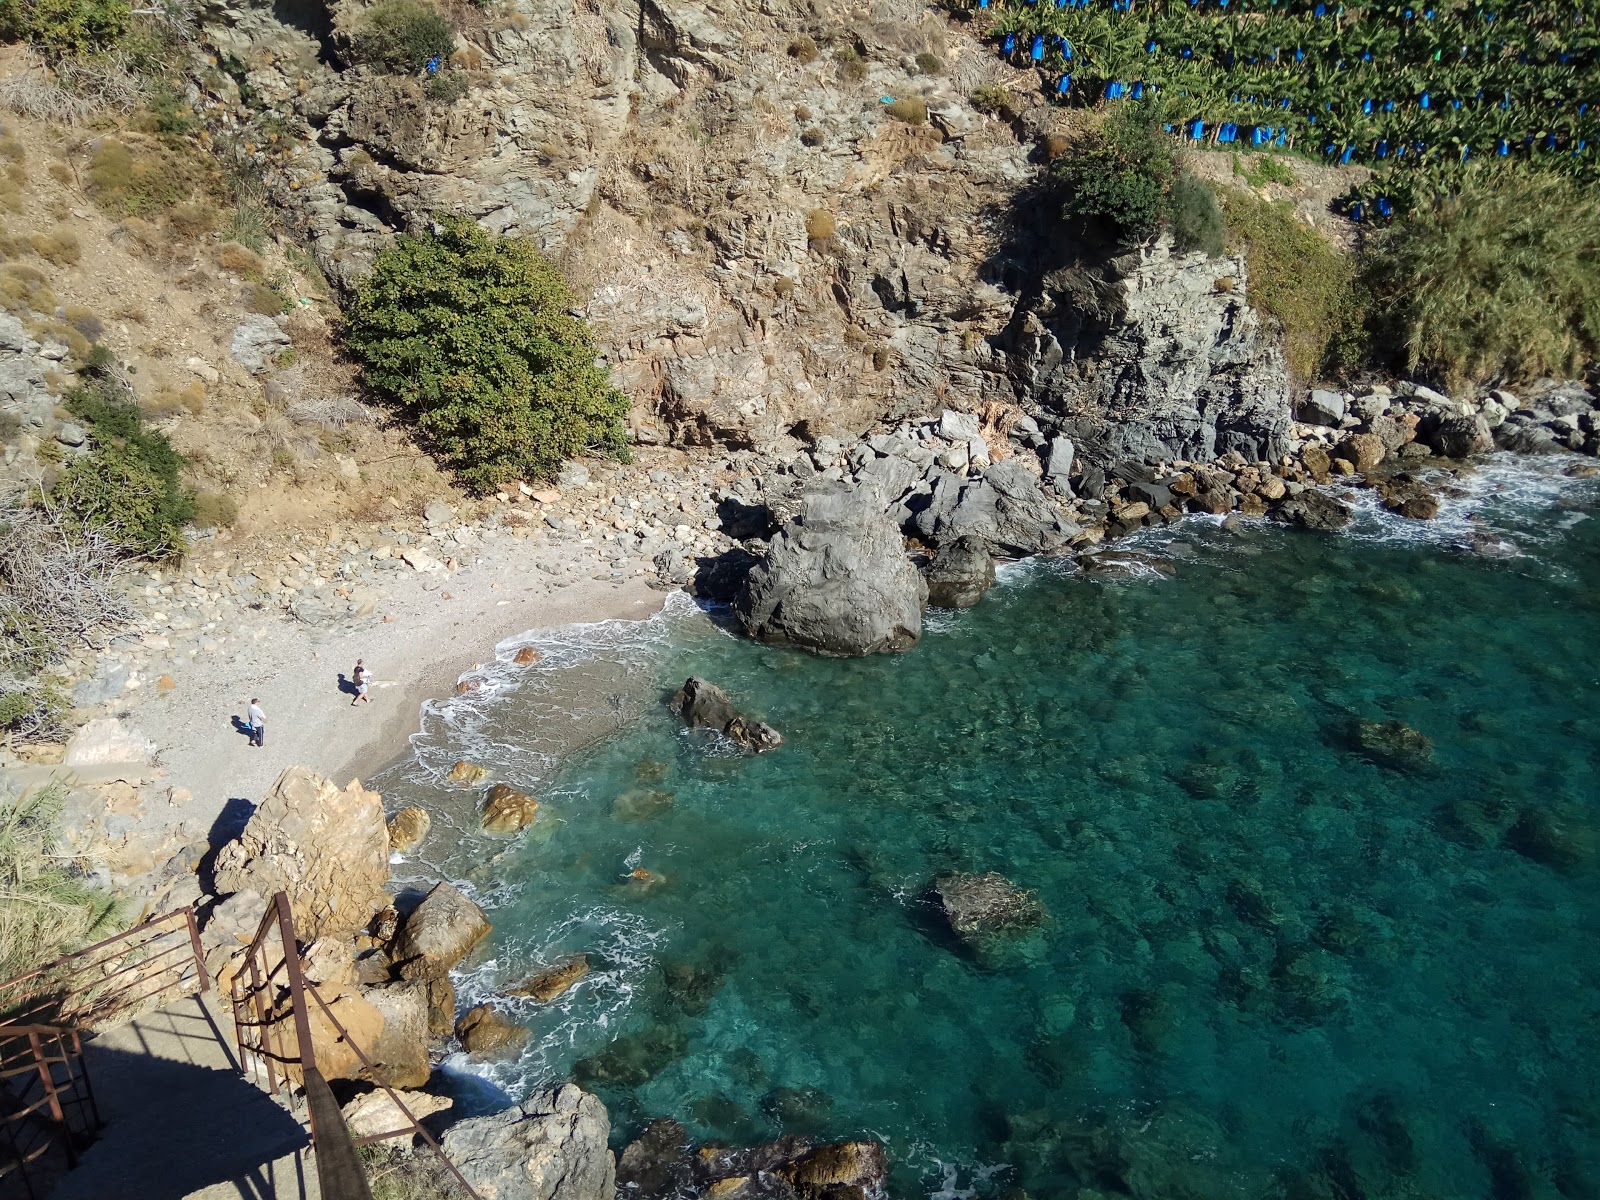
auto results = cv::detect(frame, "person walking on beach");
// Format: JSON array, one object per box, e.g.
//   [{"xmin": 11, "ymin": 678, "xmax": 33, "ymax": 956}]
[
  {"xmin": 351, "ymin": 660, "xmax": 371, "ymax": 707},
  {"xmin": 247, "ymin": 698, "xmax": 266, "ymax": 747}
]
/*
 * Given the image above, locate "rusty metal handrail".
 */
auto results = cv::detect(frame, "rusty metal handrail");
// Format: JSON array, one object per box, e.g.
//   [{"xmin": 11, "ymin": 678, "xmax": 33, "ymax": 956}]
[
  {"xmin": 0, "ymin": 1023, "xmax": 101, "ymax": 1200},
  {"xmin": 229, "ymin": 893, "xmax": 481, "ymax": 1200},
  {"xmin": 0, "ymin": 907, "xmax": 210, "ymax": 1029}
]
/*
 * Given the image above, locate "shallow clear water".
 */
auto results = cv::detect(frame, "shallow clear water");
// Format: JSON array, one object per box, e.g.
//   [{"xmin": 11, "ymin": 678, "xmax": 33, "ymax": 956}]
[{"xmin": 380, "ymin": 457, "xmax": 1600, "ymax": 1199}]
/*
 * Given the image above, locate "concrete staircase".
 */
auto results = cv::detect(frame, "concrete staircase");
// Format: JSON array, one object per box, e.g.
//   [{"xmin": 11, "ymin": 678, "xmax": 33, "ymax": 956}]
[{"xmin": 45, "ymin": 993, "xmax": 322, "ymax": 1200}]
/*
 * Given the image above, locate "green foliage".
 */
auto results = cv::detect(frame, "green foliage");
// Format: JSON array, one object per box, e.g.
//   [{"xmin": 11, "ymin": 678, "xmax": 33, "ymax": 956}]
[
  {"xmin": 1222, "ymin": 188, "xmax": 1368, "ymax": 384},
  {"xmin": 1360, "ymin": 169, "xmax": 1600, "ymax": 390},
  {"xmin": 969, "ymin": 85, "xmax": 1011, "ymax": 118},
  {"xmin": 142, "ymin": 79, "xmax": 199, "ymax": 137},
  {"xmin": 0, "ymin": 783, "xmax": 119, "ymax": 982},
  {"xmin": 0, "ymin": 0, "xmax": 129, "ymax": 58},
  {"xmin": 354, "ymin": 0, "xmax": 455, "ymax": 74},
  {"xmin": 423, "ymin": 67, "xmax": 469, "ymax": 103},
  {"xmin": 344, "ymin": 215, "xmax": 630, "ymax": 491},
  {"xmin": 52, "ymin": 379, "xmax": 193, "ymax": 557},
  {"xmin": 0, "ymin": 685, "xmax": 66, "ymax": 738},
  {"xmin": 1052, "ymin": 105, "xmax": 1175, "ymax": 244},
  {"xmin": 1235, "ymin": 153, "xmax": 1296, "ymax": 189},
  {"xmin": 834, "ymin": 46, "xmax": 868, "ymax": 82},
  {"xmin": 1169, "ymin": 172, "xmax": 1224, "ymax": 257},
  {"xmin": 914, "ymin": 51, "xmax": 943, "ymax": 75}
]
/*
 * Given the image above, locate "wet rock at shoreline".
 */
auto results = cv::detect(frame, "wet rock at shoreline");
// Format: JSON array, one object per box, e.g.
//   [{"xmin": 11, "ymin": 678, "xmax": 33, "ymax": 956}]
[
  {"xmin": 781, "ymin": 1140, "xmax": 890, "ymax": 1199},
  {"xmin": 482, "ymin": 783, "xmax": 541, "ymax": 834},
  {"xmin": 736, "ymin": 485, "xmax": 926, "ymax": 657},
  {"xmin": 442, "ymin": 1084, "xmax": 615, "ymax": 1200},
  {"xmin": 212, "ymin": 766, "xmax": 390, "ymax": 940},
  {"xmin": 1355, "ymin": 719, "xmax": 1434, "ymax": 770},
  {"xmin": 447, "ymin": 760, "xmax": 488, "ymax": 786},
  {"xmin": 922, "ymin": 536, "xmax": 996, "ymax": 609},
  {"xmin": 513, "ymin": 646, "xmax": 542, "ymax": 664},
  {"xmin": 1077, "ymin": 549, "xmax": 1177, "ymax": 578},
  {"xmin": 616, "ymin": 1118, "xmax": 693, "ymax": 1198},
  {"xmin": 672, "ymin": 677, "xmax": 783, "ymax": 753},
  {"xmin": 1275, "ymin": 491, "xmax": 1353, "ymax": 531},
  {"xmin": 456, "ymin": 1003, "xmax": 531, "ymax": 1058},
  {"xmin": 929, "ymin": 872, "xmax": 1047, "ymax": 947},
  {"xmin": 386, "ymin": 806, "xmax": 431, "ymax": 854},
  {"xmin": 507, "ymin": 954, "xmax": 591, "ymax": 1003},
  {"xmin": 390, "ymin": 881, "xmax": 490, "ymax": 981}
]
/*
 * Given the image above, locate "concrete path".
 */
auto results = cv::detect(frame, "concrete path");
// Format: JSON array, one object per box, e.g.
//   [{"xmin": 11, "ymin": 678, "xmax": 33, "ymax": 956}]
[{"xmin": 48, "ymin": 992, "xmax": 320, "ymax": 1200}]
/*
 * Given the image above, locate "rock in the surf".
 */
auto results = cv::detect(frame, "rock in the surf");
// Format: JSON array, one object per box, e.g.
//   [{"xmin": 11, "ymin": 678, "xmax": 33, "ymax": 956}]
[
  {"xmin": 1355, "ymin": 719, "xmax": 1434, "ymax": 769},
  {"xmin": 736, "ymin": 483, "xmax": 926, "ymax": 656},
  {"xmin": 482, "ymin": 783, "xmax": 540, "ymax": 834},
  {"xmin": 390, "ymin": 881, "xmax": 490, "ymax": 981},
  {"xmin": 671, "ymin": 677, "xmax": 782, "ymax": 752},
  {"xmin": 456, "ymin": 1003, "xmax": 531, "ymax": 1058},
  {"xmin": 922, "ymin": 535, "xmax": 996, "ymax": 609},
  {"xmin": 929, "ymin": 872, "xmax": 1046, "ymax": 945},
  {"xmin": 386, "ymin": 806, "xmax": 431, "ymax": 854},
  {"xmin": 1274, "ymin": 491, "xmax": 1353, "ymax": 531},
  {"xmin": 506, "ymin": 954, "xmax": 591, "ymax": 1003}
]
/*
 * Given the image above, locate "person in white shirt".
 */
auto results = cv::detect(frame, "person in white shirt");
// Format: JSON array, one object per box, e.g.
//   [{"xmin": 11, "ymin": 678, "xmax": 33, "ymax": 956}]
[
  {"xmin": 247, "ymin": 698, "xmax": 265, "ymax": 747},
  {"xmin": 351, "ymin": 660, "xmax": 371, "ymax": 707}
]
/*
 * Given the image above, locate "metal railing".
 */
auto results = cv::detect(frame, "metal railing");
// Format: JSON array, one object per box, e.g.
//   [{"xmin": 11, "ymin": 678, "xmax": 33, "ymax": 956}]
[
  {"xmin": 0, "ymin": 1024, "xmax": 100, "ymax": 1200},
  {"xmin": 230, "ymin": 891, "xmax": 481, "ymax": 1200},
  {"xmin": 0, "ymin": 906, "xmax": 208, "ymax": 1199}
]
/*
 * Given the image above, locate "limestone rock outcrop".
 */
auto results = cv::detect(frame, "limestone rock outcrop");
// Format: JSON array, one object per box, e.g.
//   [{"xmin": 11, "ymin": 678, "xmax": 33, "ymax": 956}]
[
  {"xmin": 736, "ymin": 485, "xmax": 927, "ymax": 657},
  {"xmin": 212, "ymin": 767, "xmax": 390, "ymax": 940},
  {"xmin": 442, "ymin": 1084, "xmax": 616, "ymax": 1200}
]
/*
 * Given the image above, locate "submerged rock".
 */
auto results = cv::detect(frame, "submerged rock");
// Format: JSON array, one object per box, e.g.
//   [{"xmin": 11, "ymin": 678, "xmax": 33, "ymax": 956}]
[
  {"xmin": 736, "ymin": 484, "xmax": 927, "ymax": 656},
  {"xmin": 506, "ymin": 954, "xmax": 591, "ymax": 1003},
  {"xmin": 672, "ymin": 677, "xmax": 783, "ymax": 752},
  {"xmin": 1076, "ymin": 549, "xmax": 1177, "ymax": 578},
  {"xmin": 613, "ymin": 788, "xmax": 675, "ymax": 820},
  {"xmin": 615, "ymin": 1118, "xmax": 692, "ymax": 1198},
  {"xmin": 1504, "ymin": 805, "xmax": 1594, "ymax": 871},
  {"xmin": 442, "ymin": 1085, "xmax": 615, "ymax": 1200},
  {"xmin": 929, "ymin": 872, "xmax": 1047, "ymax": 946},
  {"xmin": 1355, "ymin": 719, "xmax": 1434, "ymax": 769},
  {"xmin": 574, "ymin": 1025, "xmax": 689, "ymax": 1087},
  {"xmin": 922, "ymin": 535, "xmax": 996, "ymax": 609}
]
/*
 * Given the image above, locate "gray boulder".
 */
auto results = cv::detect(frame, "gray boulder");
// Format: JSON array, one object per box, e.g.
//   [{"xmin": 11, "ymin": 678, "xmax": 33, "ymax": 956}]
[
  {"xmin": 442, "ymin": 1085, "xmax": 615, "ymax": 1200},
  {"xmin": 229, "ymin": 316, "xmax": 291, "ymax": 374},
  {"xmin": 1275, "ymin": 491, "xmax": 1353, "ymax": 531},
  {"xmin": 922, "ymin": 536, "xmax": 995, "ymax": 609},
  {"xmin": 735, "ymin": 485, "xmax": 926, "ymax": 657},
  {"xmin": 1299, "ymin": 389, "xmax": 1347, "ymax": 427},
  {"xmin": 1043, "ymin": 436, "xmax": 1075, "ymax": 486},
  {"xmin": 929, "ymin": 872, "xmax": 1046, "ymax": 947},
  {"xmin": 913, "ymin": 460, "xmax": 1077, "ymax": 556},
  {"xmin": 1423, "ymin": 414, "xmax": 1492, "ymax": 459},
  {"xmin": 670, "ymin": 677, "xmax": 782, "ymax": 752}
]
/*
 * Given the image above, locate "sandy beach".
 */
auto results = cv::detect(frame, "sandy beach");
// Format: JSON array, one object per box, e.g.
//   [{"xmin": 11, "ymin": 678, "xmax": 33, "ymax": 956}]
[{"xmin": 133, "ymin": 561, "xmax": 667, "ymax": 850}]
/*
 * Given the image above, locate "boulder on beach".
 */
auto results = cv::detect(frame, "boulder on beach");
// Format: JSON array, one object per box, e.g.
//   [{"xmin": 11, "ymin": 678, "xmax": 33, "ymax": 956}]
[
  {"xmin": 1274, "ymin": 491, "xmax": 1353, "ymax": 531},
  {"xmin": 482, "ymin": 783, "xmax": 540, "ymax": 834},
  {"xmin": 735, "ymin": 484, "xmax": 927, "ymax": 656},
  {"xmin": 386, "ymin": 806, "xmax": 431, "ymax": 854},
  {"xmin": 671, "ymin": 677, "xmax": 783, "ymax": 752},
  {"xmin": 929, "ymin": 872, "xmax": 1047, "ymax": 946},
  {"xmin": 390, "ymin": 881, "xmax": 490, "ymax": 981},
  {"xmin": 448, "ymin": 760, "xmax": 487, "ymax": 785},
  {"xmin": 922, "ymin": 535, "xmax": 996, "ymax": 609},
  {"xmin": 506, "ymin": 953, "xmax": 591, "ymax": 1003},
  {"xmin": 913, "ymin": 460, "xmax": 1079, "ymax": 557}
]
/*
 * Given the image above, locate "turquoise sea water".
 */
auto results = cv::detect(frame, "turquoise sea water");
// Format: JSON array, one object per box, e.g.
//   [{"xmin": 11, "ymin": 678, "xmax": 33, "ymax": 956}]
[{"xmin": 381, "ymin": 458, "xmax": 1600, "ymax": 1199}]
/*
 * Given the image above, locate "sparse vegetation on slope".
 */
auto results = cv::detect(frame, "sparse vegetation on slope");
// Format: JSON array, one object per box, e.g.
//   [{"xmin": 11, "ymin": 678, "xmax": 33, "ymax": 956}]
[
  {"xmin": 344, "ymin": 215, "xmax": 630, "ymax": 492},
  {"xmin": 0, "ymin": 782, "xmax": 118, "ymax": 980}
]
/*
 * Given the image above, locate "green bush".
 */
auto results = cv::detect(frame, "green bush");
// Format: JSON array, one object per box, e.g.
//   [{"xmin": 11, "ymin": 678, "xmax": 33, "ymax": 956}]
[
  {"xmin": 1051, "ymin": 105, "xmax": 1175, "ymax": 244},
  {"xmin": 1234, "ymin": 153, "xmax": 1295, "ymax": 189},
  {"xmin": 1361, "ymin": 169, "xmax": 1600, "ymax": 390},
  {"xmin": 0, "ymin": 684, "xmax": 66, "ymax": 739},
  {"xmin": 1221, "ymin": 189, "xmax": 1368, "ymax": 384},
  {"xmin": 0, "ymin": 0, "xmax": 129, "ymax": 58},
  {"xmin": 1169, "ymin": 173, "xmax": 1224, "ymax": 258},
  {"xmin": 969, "ymin": 85, "xmax": 1011, "ymax": 118},
  {"xmin": 423, "ymin": 67, "xmax": 468, "ymax": 103},
  {"xmin": 51, "ymin": 380, "xmax": 193, "ymax": 557},
  {"xmin": 344, "ymin": 215, "xmax": 630, "ymax": 491},
  {"xmin": 354, "ymin": 0, "xmax": 455, "ymax": 74},
  {"xmin": 914, "ymin": 51, "xmax": 943, "ymax": 75}
]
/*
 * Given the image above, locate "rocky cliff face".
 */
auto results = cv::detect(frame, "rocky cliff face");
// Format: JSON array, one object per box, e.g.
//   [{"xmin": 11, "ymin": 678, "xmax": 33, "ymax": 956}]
[{"xmin": 203, "ymin": 0, "xmax": 1288, "ymax": 468}]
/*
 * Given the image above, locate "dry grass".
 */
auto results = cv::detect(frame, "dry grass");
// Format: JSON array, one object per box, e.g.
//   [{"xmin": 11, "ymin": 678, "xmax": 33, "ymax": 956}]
[
  {"xmin": 805, "ymin": 208, "xmax": 836, "ymax": 241},
  {"xmin": 29, "ymin": 228, "xmax": 82, "ymax": 266}
]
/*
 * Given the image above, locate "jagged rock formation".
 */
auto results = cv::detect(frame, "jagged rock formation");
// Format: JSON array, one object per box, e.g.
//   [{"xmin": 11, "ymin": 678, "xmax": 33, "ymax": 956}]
[{"xmin": 442, "ymin": 1084, "xmax": 616, "ymax": 1200}]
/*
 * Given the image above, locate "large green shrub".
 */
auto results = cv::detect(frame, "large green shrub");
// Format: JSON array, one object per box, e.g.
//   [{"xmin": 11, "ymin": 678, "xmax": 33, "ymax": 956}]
[
  {"xmin": 1221, "ymin": 189, "xmax": 1367, "ymax": 384},
  {"xmin": 1053, "ymin": 106, "xmax": 1174, "ymax": 243},
  {"xmin": 1361, "ymin": 169, "xmax": 1600, "ymax": 390},
  {"xmin": 0, "ymin": 0, "xmax": 129, "ymax": 58},
  {"xmin": 1169, "ymin": 173, "xmax": 1224, "ymax": 258},
  {"xmin": 353, "ymin": 0, "xmax": 455, "ymax": 73},
  {"xmin": 345, "ymin": 216, "xmax": 630, "ymax": 491},
  {"xmin": 51, "ymin": 379, "xmax": 193, "ymax": 557}
]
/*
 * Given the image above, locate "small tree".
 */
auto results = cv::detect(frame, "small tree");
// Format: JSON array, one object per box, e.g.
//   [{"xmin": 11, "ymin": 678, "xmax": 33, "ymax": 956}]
[
  {"xmin": 345, "ymin": 216, "xmax": 630, "ymax": 491},
  {"xmin": 1052, "ymin": 105, "xmax": 1175, "ymax": 244},
  {"xmin": 353, "ymin": 0, "xmax": 455, "ymax": 73}
]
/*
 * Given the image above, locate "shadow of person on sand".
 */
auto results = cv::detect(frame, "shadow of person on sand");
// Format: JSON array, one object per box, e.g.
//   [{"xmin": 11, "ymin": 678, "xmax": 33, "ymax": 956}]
[
  {"xmin": 336, "ymin": 673, "xmax": 360, "ymax": 697},
  {"xmin": 229, "ymin": 715, "xmax": 255, "ymax": 741}
]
